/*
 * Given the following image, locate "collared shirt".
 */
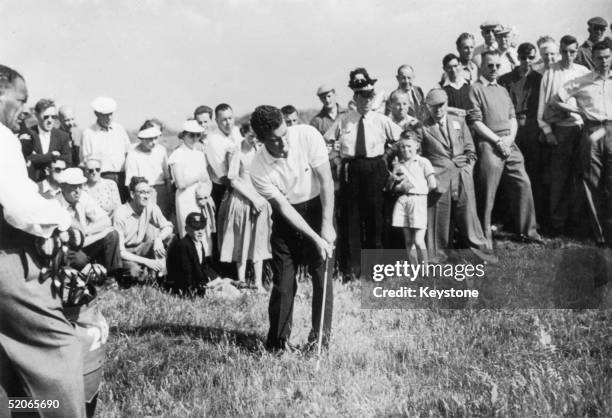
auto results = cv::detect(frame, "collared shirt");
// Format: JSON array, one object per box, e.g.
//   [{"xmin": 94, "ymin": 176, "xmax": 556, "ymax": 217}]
[
  {"xmin": 60, "ymin": 125, "xmax": 83, "ymax": 147},
  {"xmin": 113, "ymin": 202, "xmax": 172, "ymax": 248},
  {"xmin": 393, "ymin": 156, "xmax": 435, "ymax": 195},
  {"xmin": 499, "ymin": 68, "xmax": 542, "ymax": 120},
  {"xmin": 324, "ymin": 109, "xmax": 402, "ymax": 158},
  {"xmin": 56, "ymin": 190, "xmax": 108, "ymax": 232},
  {"xmin": 251, "ymin": 124, "xmax": 328, "ymax": 205},
  {"xmin": 84, "ymin": 178, "xmax": 121, "ymax": 215},
  {"xmin": 441, "ymin": 61, "xmax": 479, "ymax": 86},
  {"xmin": 205, "ymin": 126, "xmax": 242, "ymax": 185},
  {"xmin": 469, "ymin": 76, "xmax": 516, "ymax": 136},
  {"xmin": 556, "ymin": 71, "xmax": 612, "ymax": 121},
  {"xmin": 80, "ymin": 122, "xmax": 131, "ymax": 172},
  {"xmin": 537, "ymin": 62, "xmax": 591, "ymax": 133},
  {"xmin": 39, "ymin": 128, "xmax": 51, "ymax": 154},
  {"xmin": 310, "ymin": 104, "xmax": 348, "ymax": 135},
  {"xmin": 38, "ymin": 179, "xmax": 62, "ymax": 200},
  {"xmin": 575, "ymin": 39, "xmax": 595, "ymax": 70},
  {"xmin": 0, "ymin": 123, "xmax": 70, "ymax": 238},
  {"xmin": 124, "ymin": 144, "xmax": 169, "ymax": 186}
]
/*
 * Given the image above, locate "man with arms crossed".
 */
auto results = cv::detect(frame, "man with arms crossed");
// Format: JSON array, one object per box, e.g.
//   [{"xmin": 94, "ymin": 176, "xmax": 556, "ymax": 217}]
[{"xmin": 250, "ymin": 105, "xmax": 335, "ymax": 353}]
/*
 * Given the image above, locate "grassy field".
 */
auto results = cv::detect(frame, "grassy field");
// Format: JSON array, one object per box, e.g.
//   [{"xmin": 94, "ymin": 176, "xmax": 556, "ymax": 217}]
[{"xmin": 93, "ymin": 236, "xmax": 612, "ymax": 417}]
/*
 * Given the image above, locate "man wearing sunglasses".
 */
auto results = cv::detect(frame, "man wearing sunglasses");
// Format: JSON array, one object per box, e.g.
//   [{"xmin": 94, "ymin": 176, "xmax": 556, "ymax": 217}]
[
  {"xmin": 469, "ymin": 50, "xmax": 542, "ymax": 244},
  {"xmin": 537, "ymin": 35, "xmax": 590, "ymax": 236},
  {"xmin": 576, "ymin": 17, "xmax": 608, "ymax": 70},
  {"xmin": 37, "ymin": 157, "xmax": 67, "ymax": 200},
  {"xmin": 498, "ymin": 43, "xmax": 545, "ymax": 227},
  {"xmin": 22, "ymin": 98, "xmax": 72, "ymax": 182},
  {"xmin": 325, "ymin": 68, "xmax": 402, "ymax": 280}
]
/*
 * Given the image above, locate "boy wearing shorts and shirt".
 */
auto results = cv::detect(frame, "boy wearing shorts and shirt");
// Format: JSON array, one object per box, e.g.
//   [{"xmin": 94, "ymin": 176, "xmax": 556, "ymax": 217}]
[{"xmin": 390, "ymin": 134, "xmax": 437, "ymax": 265}]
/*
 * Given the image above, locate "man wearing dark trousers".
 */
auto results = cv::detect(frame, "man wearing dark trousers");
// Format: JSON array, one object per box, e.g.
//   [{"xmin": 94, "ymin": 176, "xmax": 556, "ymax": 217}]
[
  {"xmin": 250, "ymin": 105, "xmax": 335, "ymax": 352},
  {"xmin": 0, "ymin": 64, "xmax": 86, "ymax": 417},
  {"xmin": 325, "ymin": 68, "xmax": 402, "ymax": 279}
]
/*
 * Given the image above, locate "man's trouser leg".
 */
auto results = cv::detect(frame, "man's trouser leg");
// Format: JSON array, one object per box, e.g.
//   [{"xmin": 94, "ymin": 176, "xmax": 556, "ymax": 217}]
[
  {"xmin": 454, "ymin": 176, "xmax": 491, "ymax": 249},
  {"xmin": 0, "ymin": 250, "xmax": 85, "ymax": 418},
  {"xmin": 549, "ymin": 125, "xmax": 582, "ymax": 231},
  {"xmin": 341, "ymin": 160, "xmax": 364, "ymax": 276},
  {"xmin": 580, "ymin": 122, "xmax": 612, "ymax": 244},
  {"xmin": 361, "ymin": 158, "xmax": 387, "ymax": 250},
  {"xmin": 515, "ymin": 120, "xmax": 543, "ymax": 225},
  {"xmin": 500, "ymin": 144, "xmax": 540, "ymax": 239},
  {"xmin": 475, "ymin": 142, "xmax": 505, "ymax": 242},
  {"xmin": 427, "ymin": 189, "xmax": 452, "ymax": 261},
  {"xmin": 82, "ymin": 230, "xmax": 122, "ymax": 273}
]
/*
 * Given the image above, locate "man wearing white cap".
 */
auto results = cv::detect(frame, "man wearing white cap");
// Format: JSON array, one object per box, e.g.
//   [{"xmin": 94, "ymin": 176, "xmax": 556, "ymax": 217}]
[
  {"xmin": 124, "ymin": 121, "xmax": 172, "ymax": 218},
  {"xmin": 80, "ymin": 96, "xmax": 131, "ymax": 202},
  {"xmin": 56, "ymin": 167, "xmax": 122, "ymax": 274},
  {"xmin": 494, "ymin": 25, "xmax": 518, "ymax": 76},
  {"xmin": 310, "ymin": 84, "xmax": 347, "ymax": 136},
  {"xmin": 473, "ymin": 20, "xmax": 501, "ymax": 68}
]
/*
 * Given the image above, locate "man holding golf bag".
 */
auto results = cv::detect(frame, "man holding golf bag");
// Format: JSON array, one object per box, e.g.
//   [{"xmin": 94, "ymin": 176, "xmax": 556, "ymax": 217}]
[{"xmin": 249, "ymin": 105, "xmax": 335, "ymax": 353}]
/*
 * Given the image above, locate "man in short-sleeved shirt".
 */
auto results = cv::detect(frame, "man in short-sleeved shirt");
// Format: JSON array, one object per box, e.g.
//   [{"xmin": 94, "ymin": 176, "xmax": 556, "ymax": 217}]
[
  {"xmin": 325, "ymin": 68, "xmax": 402, "ymax": 279},
  {"xmin": 114, "ymin": 177, "xmax": 173, "ymax": 281},
  {"xmin": 469, "ymin": 51, "xmax": 541, "ymax": 243},
  {"xmin": 250, "ymin": 105, "xmax": 334, "ymax": 353},
  {"xmin": 551, "ymin": 39, "xmax": 612, "ymax": 246}
]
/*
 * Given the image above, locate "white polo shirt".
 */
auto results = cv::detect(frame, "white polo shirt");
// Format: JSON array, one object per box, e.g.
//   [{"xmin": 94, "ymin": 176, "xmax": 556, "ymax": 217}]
[
  {"xmin": 80, "ymin": 122, "xmax": 131, "ymax": 172},
  {"xmin": 205, "ymin": 126, "xmax": 242, "ymax": 184},
  {"xmin": 324, "ymin": 109, "xmax": 401, "ymax": 158},
  {"xmin": 250, "ymin": 125, "xmax": 328, "ymax": 205},
  {"xmin": 124, "ymin": 144, "xmax": 169, "ymax": 186}
]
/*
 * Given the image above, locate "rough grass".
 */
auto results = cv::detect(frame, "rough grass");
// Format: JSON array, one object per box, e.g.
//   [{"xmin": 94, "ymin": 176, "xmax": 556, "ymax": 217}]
[{"xmin": 95, "ymin": 238, "xmax": 612, "ymax": 417}]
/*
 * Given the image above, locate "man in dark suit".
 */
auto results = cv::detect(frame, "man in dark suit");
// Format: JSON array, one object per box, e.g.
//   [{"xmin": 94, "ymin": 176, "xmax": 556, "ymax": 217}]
[
  {"xmin": 418, "ymin": 89, "xmax": 492, "ymax": 261},
  {"xmin": 24, "ymin": 98, "xmax": 72, "ymax": 181},
  {"xmin": 166, "ymin": 212, "xmax": 217, "ymax": 295}
]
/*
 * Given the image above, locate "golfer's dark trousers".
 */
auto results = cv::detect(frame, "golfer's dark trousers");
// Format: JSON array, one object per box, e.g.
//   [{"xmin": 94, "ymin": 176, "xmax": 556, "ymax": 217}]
[
  {"xmin": 266, "ymin": 197, "xmax": 333, "ymax": 350},
  {"xmin": 339, "ymin": 156, "xmax": 387, "ymax": 277}
]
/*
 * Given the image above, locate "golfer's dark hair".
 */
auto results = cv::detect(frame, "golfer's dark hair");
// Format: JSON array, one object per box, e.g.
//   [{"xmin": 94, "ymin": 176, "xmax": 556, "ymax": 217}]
[
  {"xmin": 193, "ymin": 105, "xmax": 212, "ymax": 119},
  {"xmin": 250, "ymin": 105, "xmax": 283, "ymax": 140},
  {"xmin": 593, "ymin": 39, "xmax": 611, "ymax": 53},
  {"xmin": 455, "ymin": 32, "xmax": 475, "ymax": 49},
  {"xmin": 0, "ymin": 64, "xmax": 24, "ymax": 96},
  {"xmin": 280, "ymin": 105, "xmax": 298, "ymax": 116},
  {"xmin": 442, "ymin": 53, "xmax": 459, "ymax": 67},
  {"xmin": 560, "ymin": 35, "xmax": 578, "ymax": 47},
  {"xmin": 34, "ymin": 98, "xmax": 55, "ymax": 115},
  {"xmin": 518, "ymin": 42, "xmax": 536, "ymax": 57},
  {"xmin": 214, "ymin": 103, "xmax": 232, "ymax": 117},
  {"xmin": 128, "ymin": 176, "xmax": 149, "ymax": 193}
]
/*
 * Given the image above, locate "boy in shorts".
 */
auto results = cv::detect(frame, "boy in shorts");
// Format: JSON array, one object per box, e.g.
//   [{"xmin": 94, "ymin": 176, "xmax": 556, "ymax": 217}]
[{"xmin": 390, "ymin": 134, "xmax": 437, "ymax": 265}]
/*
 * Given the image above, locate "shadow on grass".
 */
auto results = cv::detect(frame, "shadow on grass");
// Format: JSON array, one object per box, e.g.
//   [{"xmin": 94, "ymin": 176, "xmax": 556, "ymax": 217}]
[{"xmin": 110, "ymin": 323, "xmax": 264, "ymax": 353}]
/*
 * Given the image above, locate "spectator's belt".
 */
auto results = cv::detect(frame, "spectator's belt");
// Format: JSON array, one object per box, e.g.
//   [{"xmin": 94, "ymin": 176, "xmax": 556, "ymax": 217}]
[
  {"xmin": 584, "ymin": 119, "xmax": 612, "ymax": 127},
  {"xmin": 340, "ymin": 155, "xmax": 384, "ymax": 183}
]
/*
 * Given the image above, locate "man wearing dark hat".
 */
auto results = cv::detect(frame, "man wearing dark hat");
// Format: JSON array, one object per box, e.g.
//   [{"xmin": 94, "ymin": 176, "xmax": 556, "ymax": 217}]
[
  {"xmin": 576, "ymin": 17, "xmax": 609, "ymax": 70},
  {"xmin": 473, "ymin": 20, "xmax": 500, "ymax": 68},
  {"xmin": 551, "ymin": 39, "xmax": 612, "ymax": 247},
  {"xmin": 249, "ymin": 105, "xmax": 335, "ymax": 352},
  {"xmin": 418, "ymin": 88, "xmax": 492, "ymax": 260},
  {"xmin": 0, "ymin": 64, "xmax": 86, "ymax": 417},
  {"xmin": 166, "ymin": 211, "xmax": 217, "ymax": 295},
  {"xmin": 325, "ymin": 68, "xmax": 402, "ymax": 279},
  {"xmin": 469, "ymin": 50, "xmax": 542, "ymax": 243}
]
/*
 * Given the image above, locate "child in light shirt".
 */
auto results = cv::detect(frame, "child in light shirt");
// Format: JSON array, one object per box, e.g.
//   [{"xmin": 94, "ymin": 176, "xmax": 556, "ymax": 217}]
[{"xmin": 389, "ymin": 135, "xmax": 437, "ymax": 265}]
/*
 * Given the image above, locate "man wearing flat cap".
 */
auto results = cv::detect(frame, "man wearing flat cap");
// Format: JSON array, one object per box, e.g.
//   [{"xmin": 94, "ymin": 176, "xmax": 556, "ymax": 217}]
[
  {"xmin": 80, "ymin": 96, "xmax": 132, "ymax": 202},
  {"xmin": 576, "ymin": 17, "xmax": 609, "ymax": 70},
  {"xmin": 418, "ymin": 88, "xmax": 493, "ymax": 260},
  {"xmin": 473, "ymin": 20, "xmax": 501, "ymax": 68},
  {"xmin": 310, "ymin": 84, "xmax": 347, "ymax": 136},
  {"xmin": 494, "ymin": 25, "xmax": 518, "ymax": 76},
  {"xmin": 325, "ymin": 68, "xmax": 402, "ymax": 280}
]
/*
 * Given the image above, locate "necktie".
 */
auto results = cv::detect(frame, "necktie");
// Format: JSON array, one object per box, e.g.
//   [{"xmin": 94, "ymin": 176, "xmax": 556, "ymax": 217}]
[
  {"xmin": 438, "ymin": 121, "xmax": 449, "ymax": 145},
  {"xmin": 355, "ymin": 116, "xmax": 366, "ymax": 158}
]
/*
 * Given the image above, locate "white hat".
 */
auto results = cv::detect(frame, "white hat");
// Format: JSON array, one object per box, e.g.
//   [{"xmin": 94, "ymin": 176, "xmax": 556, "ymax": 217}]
[
  {"xmin": 91, "ymin": 96, "xmax": 117, "ymax": 114},
  {"xmin": 137, "ymin": 126, "xmax": 162, "ymax": 139},
  {"xmin": 182, "ymin": 120, "xmax": 205, "ymax": 134},
  {"xmin": 58, "ymin": 167, "xmax": 87, "ymax": 185}
]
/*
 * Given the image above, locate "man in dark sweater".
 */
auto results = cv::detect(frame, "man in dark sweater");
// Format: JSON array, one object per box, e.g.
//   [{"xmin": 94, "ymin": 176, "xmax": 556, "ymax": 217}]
[
  {"xmin": 440, "ymin": 53, "xmax": 472, "ymax": 111},
  {"xmin": 468, "ymin": 50, "xmax": 542, "ymax": 244},
  {"xmin": 499, "ymin": 42, "xmax": 546, "ymax": 228}
]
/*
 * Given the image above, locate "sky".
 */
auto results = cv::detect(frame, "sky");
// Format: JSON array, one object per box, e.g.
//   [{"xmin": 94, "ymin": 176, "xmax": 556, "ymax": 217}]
[{"xmin": 2, "ymin": 0, "xmax": 611, "ymax": 130}]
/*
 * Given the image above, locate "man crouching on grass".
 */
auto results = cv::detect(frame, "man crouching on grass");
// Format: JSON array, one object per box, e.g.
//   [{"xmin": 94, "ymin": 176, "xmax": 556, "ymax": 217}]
[{"xmin": 249, "ymin": 105, "xmax": 335, "ymax": 353}]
